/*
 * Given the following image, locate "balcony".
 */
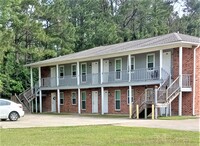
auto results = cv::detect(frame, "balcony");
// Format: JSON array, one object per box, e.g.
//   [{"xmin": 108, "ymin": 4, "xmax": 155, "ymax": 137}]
[{"xmin": 40, "ymin": 67, "xmax": 162, "ymax": 88}]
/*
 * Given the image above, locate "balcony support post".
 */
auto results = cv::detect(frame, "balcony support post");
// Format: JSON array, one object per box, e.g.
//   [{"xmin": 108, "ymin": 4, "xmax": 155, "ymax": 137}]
[
  {"xmin": 159, "ymin": 50, "xmax": 163, "ymax": 80},
  {"xmin": 77, "ymin": 62, "xmax": 80, "ymax": 85},
  {"xmin": 144, "ymin": 89, "xmax": 147, "ymax": 119},
  {"xmin": 78, "ymin": 88, "xmax": 81, "ymax": 114},
  {"xmin": 128, "ymin": 55, "xmax": 131, "ymax": 82},
  {"xmin": 100, "ymin": 59, "xmax": 103, "ymax": 84},
  {"xmin": 57, "ymin": 89, "xmax": 60, "ymax": 113},
  {"xmin": 30, "ymin": 67, "xmax": 33, "ymax": 93},
  {"xmin": 129, "ymin": 85, "xmax": 132, "ymax": 118},
  {"xmin": 39, "ymin": 66, "xmax": 41, "ymax": 87},
  {"xmin": 35, "ymin": 96, "xmax": 38, "ymax": 113},
  {"xmin": 56, "ymin": 64, "xmax": 59, "ymax": 86},
  {"xmin": 179, "ymin": 47, "xmax": 182, "ymax": 116},
  {"xmin": 154, "ymin": 86, "xmax": 158, "ymax": 119},
  {"xmin": 101, "ymin": 87, "xmax": 104, "ymax": 115},
  {"xmin": 39, "ymin": 90, "xmax": 42, "ymax": 113}
]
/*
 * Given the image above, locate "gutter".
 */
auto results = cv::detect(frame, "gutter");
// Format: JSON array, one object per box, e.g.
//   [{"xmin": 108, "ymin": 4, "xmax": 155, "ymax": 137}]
[{"xmin": 193, "ymin": 43, "xmax": 200, "ymax": 115}]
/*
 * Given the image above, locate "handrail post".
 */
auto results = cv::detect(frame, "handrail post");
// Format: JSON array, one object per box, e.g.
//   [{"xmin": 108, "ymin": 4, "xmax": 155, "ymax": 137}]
[{"xmin": 136, "ymin": 104, "xmax": 139, "ymax": 119}]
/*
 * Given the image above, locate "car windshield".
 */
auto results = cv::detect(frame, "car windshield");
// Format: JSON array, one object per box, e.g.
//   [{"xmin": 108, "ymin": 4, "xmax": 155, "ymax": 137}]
[{"xmin": 0, "ymin": 100, "xmax": 11, "ymax": 106}]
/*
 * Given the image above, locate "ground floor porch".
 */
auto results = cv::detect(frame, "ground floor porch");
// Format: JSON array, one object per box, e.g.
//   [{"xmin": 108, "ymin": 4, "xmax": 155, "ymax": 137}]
[{"xmin": 32, "ymin": 85, "xmax": 194, "ymax": 118}]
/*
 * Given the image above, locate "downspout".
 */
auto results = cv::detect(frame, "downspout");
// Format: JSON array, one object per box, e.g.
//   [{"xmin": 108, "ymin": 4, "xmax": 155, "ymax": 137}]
[{"xmin": 193, "ymin": 43, "xmax": 200, "ymax": 116}]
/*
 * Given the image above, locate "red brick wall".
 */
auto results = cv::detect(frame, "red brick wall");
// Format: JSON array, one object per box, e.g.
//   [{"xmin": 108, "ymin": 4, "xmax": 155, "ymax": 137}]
[
  {"xmin": 60, "ymin": 90, "xmax": 78, "ymax": 113},
  {"xmin": 195, "ymin": 47, "xmax": 200, "ymax": 116},
  {"xmin": 105, "ymin": 87, "xmax": 129, "ymax": 114},
  {"xmin": 172, "ymin": 47, "xmax": 194, "ymax": 115},
  {"xmin": 41, "ymin": 86, "xmax": 152, "ymax": 114},
  {"xmin": 42, "ymin": 92, "xmax": 53, "ymax": 112},
  {"xmin": 80, "ymin": 88, "xmax": 101, "ymax": 114}
]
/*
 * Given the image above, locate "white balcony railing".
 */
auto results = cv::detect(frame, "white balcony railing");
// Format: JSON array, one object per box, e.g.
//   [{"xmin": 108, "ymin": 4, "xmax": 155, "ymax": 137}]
[
  {"xmin": 102, "ymin": 70, "xmax": 129, "ymax": 84},
  {"xmin": 131, "ymin": 67, "xmax": 160, "ymax": 81},
  {"xmin": 40, "ymin": 67, "xmax": 162, "ymax": 87}
]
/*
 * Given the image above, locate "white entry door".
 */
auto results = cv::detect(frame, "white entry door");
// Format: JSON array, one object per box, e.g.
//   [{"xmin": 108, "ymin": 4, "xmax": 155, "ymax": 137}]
[
  {"xmin": 92, "ymin": 62, "xmax": 99, "ymax": 84},
  {"xmin": 104, "ymin": 90, "xmax": 108, "ymax": 113},
  {"xmin": 51, "ymin": 93, "xmax": 56, "ymax": 112},
  {"xmin": 92, "ymin": 91, "xmax": 98, "ymax": 113},
  {"xmin": 163, "ymin": 52, "xmax": 171, "ymax": 75},
  {"xmin": 50, "ymin": 67, "xmax": 56, "ymax": 87},
  {"xmin": 103, "ymin": 60, "xmax": 109, "ymax": 83}
]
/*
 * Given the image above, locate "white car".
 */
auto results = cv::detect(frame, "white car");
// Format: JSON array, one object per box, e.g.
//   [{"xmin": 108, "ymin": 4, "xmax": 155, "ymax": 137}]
[{"xmin": 0, "ymin": 99, "xmax": 25, "ymax": 121}]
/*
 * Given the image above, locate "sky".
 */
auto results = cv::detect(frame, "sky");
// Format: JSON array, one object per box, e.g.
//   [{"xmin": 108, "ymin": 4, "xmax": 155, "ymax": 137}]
[{"xmin": 173, "ymin": 0, "xmax": 186, "ymax": 17}]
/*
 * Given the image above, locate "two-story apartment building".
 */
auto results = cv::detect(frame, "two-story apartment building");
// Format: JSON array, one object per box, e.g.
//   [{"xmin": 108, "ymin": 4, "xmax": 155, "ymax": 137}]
[{"xmin": 19, "ymin": 32, "xmax": 199, "ymax": 118}]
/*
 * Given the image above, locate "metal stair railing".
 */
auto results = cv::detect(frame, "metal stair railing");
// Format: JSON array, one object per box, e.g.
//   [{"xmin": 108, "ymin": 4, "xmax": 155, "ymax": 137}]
[
  {"xmin": 166, "ymin": 76, "xmax": 180, "ymax": 103},
  {"xmin": 132, "ymin": 92, "xmax": 145, "ymax": 118},
  {"xmin": 15, "ymin": 82, "xmax": 39, "ymax": 112},
  {"xmin": 157, "ymin": 69, "xmax": 170, "ymax": 103}
]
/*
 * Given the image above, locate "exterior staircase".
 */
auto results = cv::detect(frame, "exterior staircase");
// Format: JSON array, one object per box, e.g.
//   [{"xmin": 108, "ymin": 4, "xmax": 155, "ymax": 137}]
[
  {"xmin": 132, "ymin": 89, "xmax": 155, "ymax": 118},
  {"xmin": 15, "ymin": 83, "xmax": 39, "ymax": 113},
  {"xmin": 132, "ymin": 68, "xmax": 192, "ymax": 118}
]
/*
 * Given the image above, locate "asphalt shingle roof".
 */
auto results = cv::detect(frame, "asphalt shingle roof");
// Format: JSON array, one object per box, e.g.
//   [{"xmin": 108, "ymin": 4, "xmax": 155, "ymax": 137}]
[{"xmin": 26, "ymin": 32, "xmax": 200, "ymax": 67}]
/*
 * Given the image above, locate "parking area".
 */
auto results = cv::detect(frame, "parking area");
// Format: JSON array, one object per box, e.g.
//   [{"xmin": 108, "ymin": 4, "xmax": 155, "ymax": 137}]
[{"xmin": 0, "ymin": 114, "xmax": 199, "ymax": 131}]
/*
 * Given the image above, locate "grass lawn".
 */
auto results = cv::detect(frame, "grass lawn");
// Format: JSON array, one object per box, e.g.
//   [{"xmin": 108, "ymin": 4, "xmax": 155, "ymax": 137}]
[{"xmin": 1, "ymin": 126, "xmax": 199, "ymax": 146}]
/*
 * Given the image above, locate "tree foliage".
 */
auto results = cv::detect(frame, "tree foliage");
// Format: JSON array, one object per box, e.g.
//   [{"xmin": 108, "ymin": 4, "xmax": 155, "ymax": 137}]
[{"xmin": 0, "ymin": 0, "xmax": 199, "ymax": 98}]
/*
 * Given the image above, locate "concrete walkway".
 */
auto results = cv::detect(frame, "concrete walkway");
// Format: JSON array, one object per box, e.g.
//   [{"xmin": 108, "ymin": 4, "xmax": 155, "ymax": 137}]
[{"xmin": 0, "ymin": 114, "xmax": 199, "ymax": 132}]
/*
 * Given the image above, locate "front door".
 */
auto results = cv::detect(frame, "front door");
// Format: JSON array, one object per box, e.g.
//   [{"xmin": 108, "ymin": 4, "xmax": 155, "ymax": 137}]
[
  {"xmin": 92, "ymin": 62, "xmax": 99, "ymax": 84},
  {"xmin": 163, "ymin": 52, "xmax": 171, "ymax": 75},
  {"xmin": 51, "ymin": 93, "xmax": 56, "ymax": 112},
  {"xmin": 104, "ymin": 90, "xmax": 108, "ymax": 113},
  {"xmin": 103, "ymin": 60, "xmax": 109, "ymax": 83},
  {"xmin": 92, "ymin": 91, "xmax": 98, "ymax": 113},
  {"xmin": 50, "ymin": 67, "xmax": 56, "ymax": 87}
]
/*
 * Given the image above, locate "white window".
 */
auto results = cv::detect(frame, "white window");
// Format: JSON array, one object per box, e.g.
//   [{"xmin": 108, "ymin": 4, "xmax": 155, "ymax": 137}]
[
  {"xmin": 81, "ymin": 63, "xmax": 87, "ymax": 82},
  {"xmin": 127, "ymin": 56, "xmax": 135, "ymax": 72},
  {"xmin": 81, "ymin": 91, "xmax": 86, "ymax": 110},
  {"xmin": 131, "ymin": 56, "xmax": 135, "ymax": 71},
  {"xmin": 71, "ymin": 92, "xmax": 77, "ymax": 105},
  {"xmin": 115, "ymin": 90, "xmax": 121, "ymax": 110},
  {"xmin": 71, "ymin": 64, "xmax": 77, "ymax": 78},
  {"xmin": 115, "ymin": 58, "xmax": 122, "ymax": 80},
  {"xmin": 59, "ymin": 66, "xmax": 64, "ymax": 78},
  {"xmin": 60, "ymin": 92, "xmax": 64, "ymax": 105},
  {"xmin": 146, "ymin": 54, "xmax": 155, "ymax": 70},
  {"xmin": 127, "ymin": 89, "xmax": 134, "ymax": 105}
]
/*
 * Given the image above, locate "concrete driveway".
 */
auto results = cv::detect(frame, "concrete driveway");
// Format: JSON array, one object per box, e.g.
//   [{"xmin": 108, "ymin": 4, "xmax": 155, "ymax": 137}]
[{"xmin": 0, "ymin": 114, "xmax": 199, "ymax": 132}]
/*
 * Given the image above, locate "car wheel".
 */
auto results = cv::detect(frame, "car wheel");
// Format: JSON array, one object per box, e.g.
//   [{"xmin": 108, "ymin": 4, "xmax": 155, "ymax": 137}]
[{"xmin": 9, "ymin": 111, "xmax": 19, "ymax": 121}]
